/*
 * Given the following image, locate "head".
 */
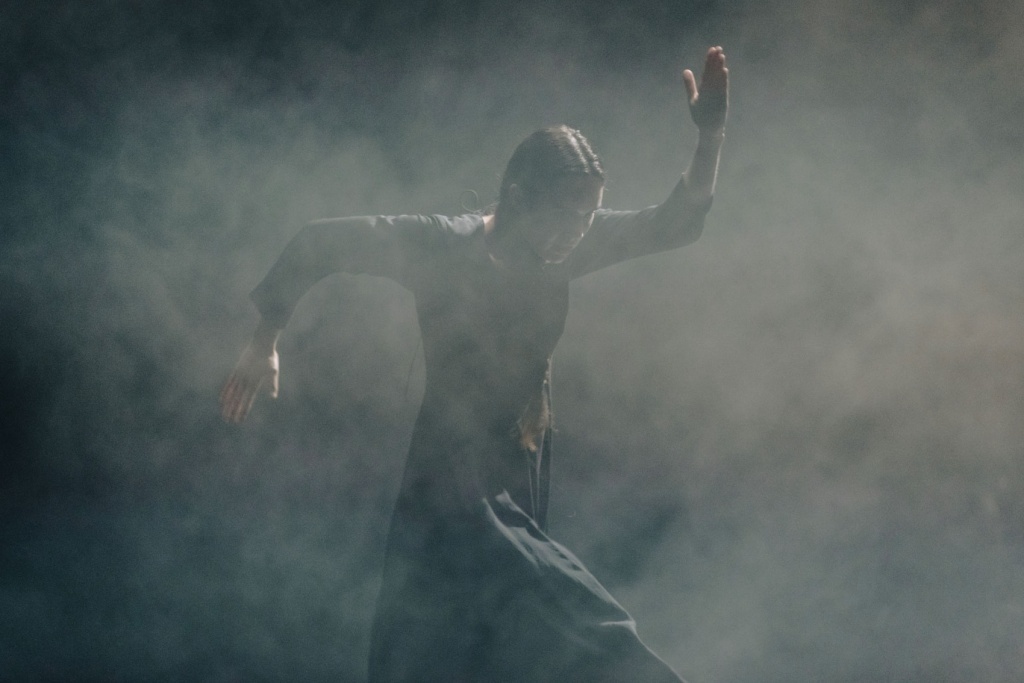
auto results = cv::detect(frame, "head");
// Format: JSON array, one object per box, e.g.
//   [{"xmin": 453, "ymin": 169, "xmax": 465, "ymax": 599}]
[{"xmin": 493, "ymin": 125, "xmax": 605, "ymax": 264}]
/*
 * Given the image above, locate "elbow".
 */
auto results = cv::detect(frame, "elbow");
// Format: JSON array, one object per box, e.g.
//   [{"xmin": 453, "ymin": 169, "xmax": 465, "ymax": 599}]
[
  {"xmin": 684, "ymin": 219, "xmax": 705, "ymax": 245},
  {"xmin": 675, "ymin": 219, "xmax": 704, "ymax": 248},
  {"xmin": 679, "ymin": 193, "xmax": 714, "ymax": 245},
  {"xmin": 654, "ymin": 200, "xmax": 711, "ymax": 248}
]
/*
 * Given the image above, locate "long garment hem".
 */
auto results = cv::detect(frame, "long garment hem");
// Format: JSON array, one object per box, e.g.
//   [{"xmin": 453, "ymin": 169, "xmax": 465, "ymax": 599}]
[{"xmin": 367, "ymin": 491, "xmax": 685, "ymax": 683}]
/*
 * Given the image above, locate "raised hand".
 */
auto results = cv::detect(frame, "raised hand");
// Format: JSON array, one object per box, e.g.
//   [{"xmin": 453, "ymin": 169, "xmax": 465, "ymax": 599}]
[{"xmin": 683, "ymin": 46, "xmax": 729, "ymax": 133}]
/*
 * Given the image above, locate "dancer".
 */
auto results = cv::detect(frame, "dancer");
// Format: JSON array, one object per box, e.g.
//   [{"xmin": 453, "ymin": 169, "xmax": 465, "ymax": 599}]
[{"xmin": 221, "ymin": 46, "xmax": 728, "ymax": 682}]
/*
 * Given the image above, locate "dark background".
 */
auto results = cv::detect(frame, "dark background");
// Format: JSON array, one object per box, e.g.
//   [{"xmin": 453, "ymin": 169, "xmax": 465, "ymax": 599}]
[{"xmin": 2, "ymin": 1, "xmax": 1023, "ymax": 680}]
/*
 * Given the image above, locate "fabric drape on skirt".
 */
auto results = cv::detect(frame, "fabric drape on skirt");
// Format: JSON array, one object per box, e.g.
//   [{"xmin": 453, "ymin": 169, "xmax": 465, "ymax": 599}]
[{"xmin": 368, "ymin": 492, "xmax": 685, "ymax": 683}]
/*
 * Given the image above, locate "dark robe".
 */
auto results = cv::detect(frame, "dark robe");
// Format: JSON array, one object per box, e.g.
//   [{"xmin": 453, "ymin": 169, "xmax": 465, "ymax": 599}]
[{"xmin": 250, "ymin": 199, "xmax": 709, "ymax": 682}]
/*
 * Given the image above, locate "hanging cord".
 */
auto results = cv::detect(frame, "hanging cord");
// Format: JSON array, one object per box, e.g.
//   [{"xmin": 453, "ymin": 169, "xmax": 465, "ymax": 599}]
[
  {"xmin": 403, "ymin": 335, "xmax": 423, "ymax": 409},
  {"xmin": 537, "ymin": 361, "xmax": 553, "ymax": 533},
  {"xmin": 460, "ymin": 189, "xmax": 480, "ymax": 213}
]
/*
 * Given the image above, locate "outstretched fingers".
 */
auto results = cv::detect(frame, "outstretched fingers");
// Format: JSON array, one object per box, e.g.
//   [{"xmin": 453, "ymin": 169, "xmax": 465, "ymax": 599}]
[
  {"xmin": 220, "ymin": 371, "xmax": 262, "ymax": 423},
  {"xmin": 684, "ymin": 45, "xmax": 729, "ymax": 131},
  {"xmin": 219, "ymin": 373, "xmax": 240, "ymax": 422},
  {"xmin": 700, "ymin": 46, "xmax": 728, "ymax": 93},
  {"xmin": 234, "ymin": 382, "xmax": 260, "ymax": 423}
]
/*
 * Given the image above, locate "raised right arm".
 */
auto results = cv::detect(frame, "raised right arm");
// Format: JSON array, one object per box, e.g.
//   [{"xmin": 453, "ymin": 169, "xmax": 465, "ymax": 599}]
[{"xmin": 564, "ymin": 47, "xmax": 728, "ymax": 279}]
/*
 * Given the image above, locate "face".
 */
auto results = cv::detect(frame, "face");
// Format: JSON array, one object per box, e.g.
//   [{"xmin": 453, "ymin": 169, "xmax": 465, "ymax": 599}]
[{"xmin": 511, "ymin": 175, "xmax": 604, "ymax": 264}]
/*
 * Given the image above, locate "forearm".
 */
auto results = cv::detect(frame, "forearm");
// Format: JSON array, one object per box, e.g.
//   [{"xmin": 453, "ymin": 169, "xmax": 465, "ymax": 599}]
[
  {"xmin": 684, "ymin": 126, "xmax": 725, "ymax": 206},
  {"xmin": 654, "ymin": 126, "xmax": 724, "ymax": 231},
  {"xmin": 671, "ymin": 44, "xmax": 728, "ymax": 217}
]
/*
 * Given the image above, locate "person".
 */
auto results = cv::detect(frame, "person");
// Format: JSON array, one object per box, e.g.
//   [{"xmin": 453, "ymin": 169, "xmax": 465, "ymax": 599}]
[{"xmin": 220, "ymin": 46, "xmax": 728, "ymax": 682}]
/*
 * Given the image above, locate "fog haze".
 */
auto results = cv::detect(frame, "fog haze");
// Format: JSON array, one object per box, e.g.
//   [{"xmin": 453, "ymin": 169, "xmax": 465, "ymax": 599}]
[{"xmin": 2, "ymin": 1, "xmax": 1022, "ymax": 680}]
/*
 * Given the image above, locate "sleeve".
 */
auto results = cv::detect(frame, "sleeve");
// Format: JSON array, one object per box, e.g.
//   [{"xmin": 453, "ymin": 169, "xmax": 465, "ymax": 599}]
[
  {"xmin": 565, "ymin": 196, "xmax": 713, "ymax": 280},
  {"xmin": 249, "ymin": 214, "xmax": 447, "ymax": 328}
]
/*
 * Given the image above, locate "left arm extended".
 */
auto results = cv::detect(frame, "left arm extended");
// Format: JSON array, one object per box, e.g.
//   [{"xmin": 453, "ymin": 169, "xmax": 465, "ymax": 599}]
[
  {"xmin": 655, "ymin": 45, "xmax": 729, "ymax": 231},
  {"xmin": 566, "ymin": 46, "xmax": 729, "ymax": 278}
]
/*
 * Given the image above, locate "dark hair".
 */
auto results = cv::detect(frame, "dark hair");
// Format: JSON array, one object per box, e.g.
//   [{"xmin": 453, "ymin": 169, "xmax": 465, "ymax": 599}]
[{"xmin": 492, "ymin": 125, "xmax": 605, "ymax": 227}]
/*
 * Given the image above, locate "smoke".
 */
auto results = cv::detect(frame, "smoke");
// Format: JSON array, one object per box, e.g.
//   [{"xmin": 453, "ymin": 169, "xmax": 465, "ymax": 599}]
[
  {"xmin": 554, "ymin": 2, "xmax": 1024, "ymax": 681},
  {"xmin": 2, "ymin": 0, "xmax": 1023, "ymax": 680}
]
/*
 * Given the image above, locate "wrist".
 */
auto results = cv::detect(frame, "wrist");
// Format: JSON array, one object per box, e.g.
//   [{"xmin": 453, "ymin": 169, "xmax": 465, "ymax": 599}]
[
  {"xmin": 697, "ymin": 126, "xmax": 726, "ymax": 146},
  {"xmin": 251, "ymin": 319, "xmax": 282, "ymax": 355}
]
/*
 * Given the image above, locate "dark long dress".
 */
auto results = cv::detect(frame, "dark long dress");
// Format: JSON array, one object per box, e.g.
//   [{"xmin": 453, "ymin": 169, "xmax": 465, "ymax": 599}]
[{"xmin": 250, "ymin": 199, "xmax": 709, "ymax": 682}]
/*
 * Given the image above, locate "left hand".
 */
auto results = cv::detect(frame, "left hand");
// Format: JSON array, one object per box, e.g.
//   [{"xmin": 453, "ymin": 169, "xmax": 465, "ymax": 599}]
[{"xmin": 684, "ymin": 46, "xmax": 729, "ymax": 133}]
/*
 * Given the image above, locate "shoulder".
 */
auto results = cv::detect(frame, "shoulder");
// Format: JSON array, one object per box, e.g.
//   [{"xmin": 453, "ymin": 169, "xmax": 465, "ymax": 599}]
[
  {"xmin": 590, "ymin": 206, "xmax": 659, "ymax": 227},
  {"xmin": 426, "ymin": 213, "xmax": 486, "ymax": 238},
  {"xmin": 369, "ymin": 213, "xmax": 484, "ymax": 238},
  {"xmin": 378, "ymin": 213, "xmax": 488, "ymax": 270}
]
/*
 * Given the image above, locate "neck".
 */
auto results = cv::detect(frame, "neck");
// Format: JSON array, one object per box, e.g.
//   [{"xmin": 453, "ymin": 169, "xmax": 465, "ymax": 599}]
[{"xmin": 484, "ymin": 214, "xmax": 544, "ymax": 271}]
